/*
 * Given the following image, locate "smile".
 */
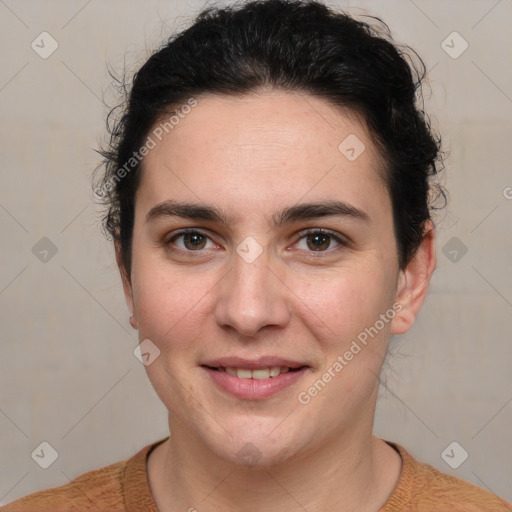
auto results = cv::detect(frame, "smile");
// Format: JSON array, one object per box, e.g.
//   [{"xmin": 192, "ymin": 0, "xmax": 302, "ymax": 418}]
[
  {"xmin": 207, "ymin": 366, "xmax": 303, "ymax": 379},
  {"xmin": 201, "ymin": 365, "xmax": 309, "ymax": 400}
]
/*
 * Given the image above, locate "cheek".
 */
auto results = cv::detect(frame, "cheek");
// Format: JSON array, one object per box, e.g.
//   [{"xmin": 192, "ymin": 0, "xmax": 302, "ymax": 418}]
[
  {"xmin": 294, "ymin": 265, "xmax": 394, "ymax": 338},
  {"xmin": 130, "ymin": 260, "xmax": 209, "ymax": 348}
]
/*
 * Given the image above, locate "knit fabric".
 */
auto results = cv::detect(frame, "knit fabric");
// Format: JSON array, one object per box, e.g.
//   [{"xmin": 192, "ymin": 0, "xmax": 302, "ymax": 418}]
[{"xmin": 2, "ymin": 437, "xmax": 510, "ymax": 511}]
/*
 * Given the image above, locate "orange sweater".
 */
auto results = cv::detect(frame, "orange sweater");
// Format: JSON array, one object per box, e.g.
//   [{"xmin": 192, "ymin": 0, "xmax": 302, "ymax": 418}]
[{"xmin": 2, "ymin": 437, "xmax": 510, "ymax": 511}]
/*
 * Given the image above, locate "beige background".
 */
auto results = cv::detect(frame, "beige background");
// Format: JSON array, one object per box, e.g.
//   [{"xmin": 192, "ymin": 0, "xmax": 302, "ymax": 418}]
[{"xmin": 1, "ymin": 0, "xmax": 511, "ymax": 505}]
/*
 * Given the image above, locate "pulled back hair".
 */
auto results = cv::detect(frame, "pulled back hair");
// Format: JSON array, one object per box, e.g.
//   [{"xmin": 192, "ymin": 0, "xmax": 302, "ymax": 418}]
[{"xmin": 93, "ymin": 0, "xmax": 445, "ymax": 275}]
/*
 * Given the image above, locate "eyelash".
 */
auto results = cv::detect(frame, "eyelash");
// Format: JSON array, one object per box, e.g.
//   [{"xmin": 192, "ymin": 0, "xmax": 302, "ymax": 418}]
[{"xmin": 164, "ymin": 228, "xmax": 349, "ymax": 256}]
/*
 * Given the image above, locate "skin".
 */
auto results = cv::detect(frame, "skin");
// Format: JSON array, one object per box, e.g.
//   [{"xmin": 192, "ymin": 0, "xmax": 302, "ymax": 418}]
[{"xmin": 116, "ymin": 90, "xmax": 436, "ymax": 512}]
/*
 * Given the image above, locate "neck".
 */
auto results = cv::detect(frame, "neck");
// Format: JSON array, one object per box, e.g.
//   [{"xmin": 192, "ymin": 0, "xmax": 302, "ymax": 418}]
[{"xmin": 148, "ymin": 418, "xmax": 402, "ymax": 512}]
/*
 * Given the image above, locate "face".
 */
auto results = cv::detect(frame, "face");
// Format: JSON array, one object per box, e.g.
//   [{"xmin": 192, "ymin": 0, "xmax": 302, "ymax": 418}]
[{"xmin": 118, "ymin": 90, "xmax": 434, "ymax": 466}]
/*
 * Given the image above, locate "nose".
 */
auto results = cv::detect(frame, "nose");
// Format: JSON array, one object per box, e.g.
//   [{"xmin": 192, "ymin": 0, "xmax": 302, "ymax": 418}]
[{"xmin": 214, "ymin": 247, "xmax": 292, "ymax": 338}]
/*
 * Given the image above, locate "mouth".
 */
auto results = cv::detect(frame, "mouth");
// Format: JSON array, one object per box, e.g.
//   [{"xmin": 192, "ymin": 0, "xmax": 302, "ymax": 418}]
[
  {"xmin": 200, "ymin": 359, "xmax": 310, "ymax": 400},
  {"xmin": 202, "ymin": 365, "xmax": 307, "ymax": 380}
]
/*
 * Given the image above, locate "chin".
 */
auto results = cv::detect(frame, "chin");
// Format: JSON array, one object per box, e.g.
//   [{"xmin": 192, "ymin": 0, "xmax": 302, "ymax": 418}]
[
  {"xmin": 203, "ymin": 415, "xmax": 309, "ymax": 468},
  {"xmin": 218, "ymin": 439, "xmax": 298, "ymax": 468}
]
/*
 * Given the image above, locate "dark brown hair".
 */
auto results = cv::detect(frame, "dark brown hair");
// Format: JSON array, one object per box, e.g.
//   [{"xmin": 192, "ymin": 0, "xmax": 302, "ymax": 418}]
[{"xmin": 93, "ymin": 0, "xmax": 445, "ymax": 274}]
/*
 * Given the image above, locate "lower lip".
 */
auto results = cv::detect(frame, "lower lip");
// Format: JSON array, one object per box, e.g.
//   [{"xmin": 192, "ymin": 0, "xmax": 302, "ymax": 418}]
[{"xmin": 202, "ymin": 366, "xmax": 308, "ymax": 400}]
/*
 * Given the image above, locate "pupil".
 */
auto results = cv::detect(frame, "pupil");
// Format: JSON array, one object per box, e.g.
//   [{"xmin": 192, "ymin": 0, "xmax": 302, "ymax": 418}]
[
  {"xmin": 185, "ymin": 233, "xmax": 205, "ymax": 249},
  {"xmin": 309, "ymin": 233, "xmax": 329, "ymax": 251}
]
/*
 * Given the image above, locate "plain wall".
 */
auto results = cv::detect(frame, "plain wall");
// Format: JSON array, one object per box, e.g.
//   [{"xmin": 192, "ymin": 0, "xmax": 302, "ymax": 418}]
[{"xmin": 1, "ymin": 0, "xmax": 511, "ymax": 504}]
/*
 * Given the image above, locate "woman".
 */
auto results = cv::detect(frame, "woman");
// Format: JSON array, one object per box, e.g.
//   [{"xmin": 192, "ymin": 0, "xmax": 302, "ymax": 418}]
[{"xmin": 3, "ymin": 0, "xmax": 510, "ymax": 510}]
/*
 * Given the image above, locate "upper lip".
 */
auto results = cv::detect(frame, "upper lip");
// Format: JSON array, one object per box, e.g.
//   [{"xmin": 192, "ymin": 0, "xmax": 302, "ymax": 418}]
[{"xmin": 201, "ymin": 356, "xmax": 308, "ymax": 370}]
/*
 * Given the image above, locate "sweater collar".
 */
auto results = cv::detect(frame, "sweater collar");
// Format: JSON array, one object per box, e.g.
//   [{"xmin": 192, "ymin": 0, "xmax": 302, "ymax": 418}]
[
  {"xmin": 124, "ymin": 436, "xmax": 168, "ymax": 511},
  {"xmin": 122, "ymin": 437, "xmax": 413, "ymax": 510}
]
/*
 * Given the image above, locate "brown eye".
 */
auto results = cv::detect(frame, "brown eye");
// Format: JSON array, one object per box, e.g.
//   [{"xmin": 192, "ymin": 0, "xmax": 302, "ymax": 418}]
[
  {"xmin": 306, "ymin": 232, "xmax": 331, "ymax": 251},
  {"xmin": 295, "ymin": 229, "xmax": 347, "ymax": 253},
  {"xmin": 166, "ymin": 230, "xmax": 214, "ymax": 252},
  {"xmin": 181, "ymin": 232, "xmax": 207, "ymax": 250}
]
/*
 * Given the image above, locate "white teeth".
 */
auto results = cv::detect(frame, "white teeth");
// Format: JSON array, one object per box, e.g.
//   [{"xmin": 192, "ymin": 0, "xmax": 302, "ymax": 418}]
[
  {"xmin": 252, "ymin": 368, "xmax": 270, "ymax": 380},
  {"xmin": 236, "ymin": 369, "xmax": 252, "ymax": 379},
  {"xmin": 221, "ymin": 366, "xmax": 293, "ymax": 379},
  {"xmin": 269, "ymin": 366, "xmax": 281, "ymax": 377}
]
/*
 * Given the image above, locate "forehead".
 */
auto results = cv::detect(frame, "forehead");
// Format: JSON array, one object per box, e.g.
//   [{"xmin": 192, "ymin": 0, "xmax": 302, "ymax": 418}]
[{"xmin": 136, "ymin": 90, "xmax": 390, "ymax": 224}]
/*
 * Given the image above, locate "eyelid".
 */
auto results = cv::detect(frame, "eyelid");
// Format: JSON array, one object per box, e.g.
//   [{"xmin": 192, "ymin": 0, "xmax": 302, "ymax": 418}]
[
  {"xmin": 294, "ymin": 228, "xmax": 352, "ymax": 253},
  {"xmin": 164, "ymin": 227, "xmax": 350, "ymax": 255},
  {"xmin": 295, "ymin": 227, "xmax": 351, "ymax": 247},
  {"xmin": 164, "ymin": 228, "xmax": 217, "ymax": 251}
]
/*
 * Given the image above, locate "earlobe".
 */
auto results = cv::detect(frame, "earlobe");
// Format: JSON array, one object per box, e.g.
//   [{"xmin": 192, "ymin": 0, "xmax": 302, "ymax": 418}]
[{"xmin": 391, "ymin": 221, "xmax": 436, "ymax": 335}]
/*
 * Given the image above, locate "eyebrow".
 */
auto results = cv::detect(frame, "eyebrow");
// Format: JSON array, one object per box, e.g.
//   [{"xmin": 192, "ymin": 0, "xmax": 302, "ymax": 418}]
[{"xmin": 144, "ymin": 199, "xmax": 370, "ymax": 227}]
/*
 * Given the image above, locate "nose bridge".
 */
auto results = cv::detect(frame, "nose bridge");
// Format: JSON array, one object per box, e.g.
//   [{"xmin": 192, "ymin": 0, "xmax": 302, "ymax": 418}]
[{"xmin": 214, "ymin": 246, "xmax": 290, "ymax": 337}]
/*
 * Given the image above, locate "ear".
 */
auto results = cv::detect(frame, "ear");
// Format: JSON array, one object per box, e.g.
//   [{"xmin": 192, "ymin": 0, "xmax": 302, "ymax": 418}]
[
  {"xmin": 391, "ymin": 220, "xmax": 436, "ymax": 335},
  {"xmin": 114, "ymin": 239, "xmax": 136, "ymax": 328}
]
